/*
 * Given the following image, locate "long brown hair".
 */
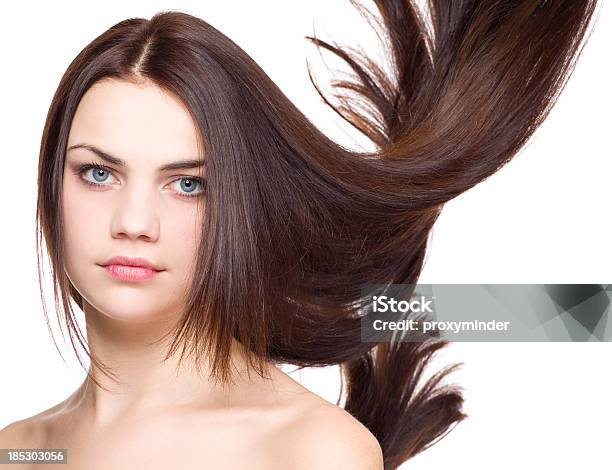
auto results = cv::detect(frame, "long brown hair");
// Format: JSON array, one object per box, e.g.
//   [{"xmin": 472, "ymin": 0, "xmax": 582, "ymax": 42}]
[{"xmin": 35, "ymin": 1, "xmax": 599, "ymax": 468}]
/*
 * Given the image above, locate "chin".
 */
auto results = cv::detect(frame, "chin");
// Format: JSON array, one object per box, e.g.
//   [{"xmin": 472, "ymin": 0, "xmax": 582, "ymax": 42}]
[{"xmin": 82, "ymin": 294, "xmax": 171, "ymax": 323}]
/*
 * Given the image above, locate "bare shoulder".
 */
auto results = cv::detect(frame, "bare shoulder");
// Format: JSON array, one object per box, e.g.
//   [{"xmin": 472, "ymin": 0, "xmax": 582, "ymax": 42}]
[
  {"xmin": 0, "ymin": 417, "xmax": 41, "ymax": 447},
  {"xmin": 0, "ymin": 402, "xmax": 64, "ymax": 447},
  {"xmin": 262, "ymin": 367, "xmax": 384, "ymax": 469},
  {"xmin": 278, "ymin": 402, "xmax": 384, "ymax": 470}
]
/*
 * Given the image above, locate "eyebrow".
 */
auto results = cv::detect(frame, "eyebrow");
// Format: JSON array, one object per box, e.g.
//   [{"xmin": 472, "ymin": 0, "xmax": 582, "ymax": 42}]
[{"xmin": 67, "ymin": 143, "xmax": 206, "ymax": 172}]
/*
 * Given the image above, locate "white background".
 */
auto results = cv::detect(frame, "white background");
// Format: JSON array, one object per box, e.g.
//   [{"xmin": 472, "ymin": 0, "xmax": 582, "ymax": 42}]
[{"xmin": 0, "ymin": 1, "xmax": 610, "ymax": 468}]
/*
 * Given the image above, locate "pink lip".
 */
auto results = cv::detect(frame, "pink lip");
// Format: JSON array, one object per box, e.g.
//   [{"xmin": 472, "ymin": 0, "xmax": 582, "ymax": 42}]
[
  {"xmin": 99, "ymin": 255, "xmax": 164, "ymax": 282},
  {"xmin": 103, "ymin": 264, "xmax": 160, "ymax": 282}
]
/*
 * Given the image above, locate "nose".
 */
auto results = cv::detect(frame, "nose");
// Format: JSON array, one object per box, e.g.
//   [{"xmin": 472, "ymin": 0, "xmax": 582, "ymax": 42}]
[{"xmin": 110, "ymin": 182, "xmax": 160, "ymax": 242}]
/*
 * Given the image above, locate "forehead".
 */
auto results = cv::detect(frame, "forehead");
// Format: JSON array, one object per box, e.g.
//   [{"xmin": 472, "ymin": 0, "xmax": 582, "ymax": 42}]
[{"xmin": 67, "ymin": 78, "xmax": 201, "ymax": 166}]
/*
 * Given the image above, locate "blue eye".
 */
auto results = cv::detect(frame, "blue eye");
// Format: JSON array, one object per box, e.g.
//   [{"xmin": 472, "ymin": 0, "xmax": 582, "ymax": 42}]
[
  {"xmin": 78, "ymin": 165, "xmax": 118, "ymax": 186},
  {"xmin": 169, "ymin": 177, "xmax": 206, "ymax": 198},
  {"xmin": 91, "ymin": 167, "xmax": 111, "ymax": 183},
  {"xmin": 74, "ymin": 161, "xmax": 206, "ymax": 199}
]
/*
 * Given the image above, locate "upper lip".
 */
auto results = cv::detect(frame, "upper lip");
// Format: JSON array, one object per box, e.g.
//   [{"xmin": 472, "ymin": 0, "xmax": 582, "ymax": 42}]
[{"xmin": 99, "ymin": 255, "xmax": 164, "ymax": 271}]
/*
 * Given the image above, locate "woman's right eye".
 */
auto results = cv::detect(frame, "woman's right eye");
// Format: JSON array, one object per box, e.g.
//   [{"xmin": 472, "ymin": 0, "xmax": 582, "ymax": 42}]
[{"xmin": 76, "ymin": 164, "xmax": 118, "ymax": 187}]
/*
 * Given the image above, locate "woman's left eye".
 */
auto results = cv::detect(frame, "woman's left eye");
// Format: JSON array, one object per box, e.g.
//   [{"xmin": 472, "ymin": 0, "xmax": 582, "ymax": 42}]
[
  {"xmin": 168, "ymin": 177, "xmax": 206, "ymax": 198},
  {"xmin": 75, "ymin": 163, "xmax": 206, "ymax": 199}
]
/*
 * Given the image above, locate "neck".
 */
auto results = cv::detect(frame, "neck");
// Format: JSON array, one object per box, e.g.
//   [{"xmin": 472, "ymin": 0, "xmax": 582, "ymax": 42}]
[{"xmin": 67, "ymin": 301, "xmax": 275, "ymax": 427}]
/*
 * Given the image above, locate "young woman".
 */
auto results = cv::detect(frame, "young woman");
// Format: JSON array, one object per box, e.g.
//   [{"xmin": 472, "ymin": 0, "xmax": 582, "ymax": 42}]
[{"xmin": 0, "ymin": 1, "xmax": 599, "ymax": 469}]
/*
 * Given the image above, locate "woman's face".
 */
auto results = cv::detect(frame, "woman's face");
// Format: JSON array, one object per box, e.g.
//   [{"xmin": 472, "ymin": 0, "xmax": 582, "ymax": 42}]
[{"xmin": 63, "ymin": 78, "xmax": 205, "ymax": 323}]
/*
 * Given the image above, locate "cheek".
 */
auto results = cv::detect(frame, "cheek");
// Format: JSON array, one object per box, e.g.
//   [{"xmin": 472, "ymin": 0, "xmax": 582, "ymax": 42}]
[
  {"xmin": 163, "ymin": 206, "xmax": 202, "ymax": 271},
  {"xmin": 160, "ymin": 204, "xmax": 202, "ymax": 285},
  {"xmin": 61, "ymin": 180, "xmax": 108, "ymax": 269}
]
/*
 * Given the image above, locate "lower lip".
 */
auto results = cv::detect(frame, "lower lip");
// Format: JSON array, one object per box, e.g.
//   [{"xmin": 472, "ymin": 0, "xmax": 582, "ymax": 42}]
[{"xmin": 103, "ymin": 264, "xmax": 161, "ymax": 282}]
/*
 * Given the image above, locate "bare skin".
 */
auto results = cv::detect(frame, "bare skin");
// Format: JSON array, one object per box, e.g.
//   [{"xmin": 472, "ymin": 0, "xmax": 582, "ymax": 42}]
[
  {"xmin": 1, "ymin": 293, "xmax": 383, "ymax": 469},
  {"xmin": 0, "ymin": 78, "xmax": 383, "ymax": 468},
  {"xmin": 0, "ymin": 355, "xmax": 383, "ymax": 469}
]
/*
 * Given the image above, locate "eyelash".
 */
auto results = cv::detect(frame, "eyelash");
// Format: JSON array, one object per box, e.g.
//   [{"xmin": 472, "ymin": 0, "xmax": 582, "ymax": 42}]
[{"xmin": 73, "ymin": 160, "xmax": 206, "ymax": 199}]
